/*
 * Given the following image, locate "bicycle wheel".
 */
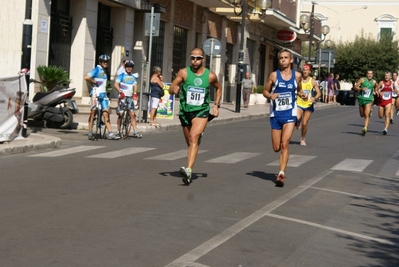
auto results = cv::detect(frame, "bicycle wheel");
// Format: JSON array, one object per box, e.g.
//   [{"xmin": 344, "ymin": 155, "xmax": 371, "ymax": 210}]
[
  {"xmin": 120, "ymin": 110, "xmax": 131, "ymax": 140},
  {"xmin": 91, "ymin": 109, "xmax": 100, "ymax": 141}
]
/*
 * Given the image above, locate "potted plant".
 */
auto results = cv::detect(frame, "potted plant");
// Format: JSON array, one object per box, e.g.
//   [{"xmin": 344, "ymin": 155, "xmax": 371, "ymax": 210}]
[
  {"xmin": 255, "ymin": 85, "xmax": 267, "ymax": 104},
  {"xmin": 34, "ymin": 65, "xmax": 71, "ymax": 92}
]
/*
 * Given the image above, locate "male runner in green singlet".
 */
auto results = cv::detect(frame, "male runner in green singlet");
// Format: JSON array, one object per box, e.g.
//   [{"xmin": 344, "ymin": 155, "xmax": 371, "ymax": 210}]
[
  {"xmin": 354, "ymin": 70, "xmax": 378, "ymax": 136},
  {"xmin": 169, "ymin": 48, "xmax": 222, "ymax": 185}
]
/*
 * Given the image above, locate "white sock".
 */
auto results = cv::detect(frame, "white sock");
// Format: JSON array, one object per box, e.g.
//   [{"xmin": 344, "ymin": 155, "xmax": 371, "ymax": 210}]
[{"xmin": 279, "ymin": 171, "xmax": 285, "ymax": 176}]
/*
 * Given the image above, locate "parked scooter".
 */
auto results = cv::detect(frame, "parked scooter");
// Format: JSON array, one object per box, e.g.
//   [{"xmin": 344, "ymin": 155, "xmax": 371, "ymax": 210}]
[{"xmin": 28, "ymin": 85, "xmax": 79, "ymax": 129}]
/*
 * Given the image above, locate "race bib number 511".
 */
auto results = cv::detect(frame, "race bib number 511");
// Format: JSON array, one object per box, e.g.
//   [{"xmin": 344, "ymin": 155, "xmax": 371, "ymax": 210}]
[{"xmin": 187, "ymin": 86, "xmax": 205, "ymax": 106}]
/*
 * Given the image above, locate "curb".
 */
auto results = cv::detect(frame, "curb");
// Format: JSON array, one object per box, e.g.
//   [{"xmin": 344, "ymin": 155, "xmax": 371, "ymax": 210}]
[{"xmin": 0, "ymin": 134, "xmax": 62, "ymax": 156}]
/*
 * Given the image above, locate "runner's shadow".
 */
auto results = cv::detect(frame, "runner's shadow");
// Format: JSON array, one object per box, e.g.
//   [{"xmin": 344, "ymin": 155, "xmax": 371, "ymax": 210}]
[
  {"xmin": 246, "ymin": 171, "xmax": 276, "ymax": 184},
  {"xmin": 159, "ymin": 171, "xmax": 208, "ymax": 185}
]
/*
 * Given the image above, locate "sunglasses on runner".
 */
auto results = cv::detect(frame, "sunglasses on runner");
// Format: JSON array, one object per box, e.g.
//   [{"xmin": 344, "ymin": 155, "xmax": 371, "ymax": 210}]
[{"xmin": 190, "ymin": 55, "xmax": 204, "ymax": 61}]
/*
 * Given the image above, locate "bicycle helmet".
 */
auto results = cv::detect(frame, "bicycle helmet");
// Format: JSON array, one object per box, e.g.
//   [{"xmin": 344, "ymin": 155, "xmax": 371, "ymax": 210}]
[
  {"xmin": 124, "ymin": 60, "xmax": 134, "ymax": 67},
  {"xmin": 98, "ymin": 54, "xmax": 110, "ymax": 62}
]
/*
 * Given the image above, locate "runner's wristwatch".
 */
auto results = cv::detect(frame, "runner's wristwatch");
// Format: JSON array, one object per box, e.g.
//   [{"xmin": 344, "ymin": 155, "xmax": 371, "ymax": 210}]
[{"xmin": 215, "ymin": 103, "xmax": 220, "ymax": 108}]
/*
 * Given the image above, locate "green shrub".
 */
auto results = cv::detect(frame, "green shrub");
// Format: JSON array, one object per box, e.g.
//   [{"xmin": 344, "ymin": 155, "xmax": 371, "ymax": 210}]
[
  {"xmin": 35, "ymin": 65, "xmax": 71, "ymax": 92},
  {"xmin": 255, "ymin": 85, "xmax": 264, "ymax": 94}
]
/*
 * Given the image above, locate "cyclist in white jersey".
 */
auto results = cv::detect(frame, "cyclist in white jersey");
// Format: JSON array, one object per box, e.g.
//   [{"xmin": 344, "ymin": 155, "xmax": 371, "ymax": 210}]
[{"xmin": 114, "ymin": 60, "xmax": 142, "ymax": 138}]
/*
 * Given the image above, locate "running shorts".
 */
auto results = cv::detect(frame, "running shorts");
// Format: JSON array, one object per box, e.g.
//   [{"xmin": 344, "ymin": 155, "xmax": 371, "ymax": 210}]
[
  {"xmin": 358, "ymin": 98, "xmax": 373, "ymax": 106},
  {"xmin": 270, "ymin": 116, "xmax": 296, "ymax": 130},
  {"xmin": 179, "ymin": 110, "xmax": 209, "ymax": 127}
]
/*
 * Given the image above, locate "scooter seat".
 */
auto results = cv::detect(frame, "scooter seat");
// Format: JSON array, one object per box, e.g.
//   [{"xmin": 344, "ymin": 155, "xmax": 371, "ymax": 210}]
[{"xmin": 32, "ymin": 86, "xmax": 75, "ymax": 102}]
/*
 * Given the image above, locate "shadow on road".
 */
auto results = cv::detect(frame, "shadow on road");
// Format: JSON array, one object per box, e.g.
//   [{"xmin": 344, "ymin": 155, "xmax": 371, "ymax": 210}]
[{"xmin": 246, "ymin": 171, "xmax": 276, "ymax": 184}]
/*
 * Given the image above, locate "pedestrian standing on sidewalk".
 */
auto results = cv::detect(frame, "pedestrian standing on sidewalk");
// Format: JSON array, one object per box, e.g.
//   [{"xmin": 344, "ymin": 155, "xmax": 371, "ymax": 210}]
[
  {"xmin": 242, "ymin": 72, "xmax": 255, "ymax": 108},
  {"xmin": 296, "ymin": 64, "xmax": 321, "ymax": 146},
  {"xmin": 333, "ymin": 74, "xmax": 341, "ymax": 104},
  {"xmin": 149, "ymin": 66, "xmax": 164, "ymax": 127},
  {"xmin": 169, "ymin": 47, "xmax": 222, "ymax": 185},
  {"xmin": 354, "ymin": 70, "xmax": 378, "ymax": 136},
  {"xmin": 263, "ymin": 49, "xmax": 306, "ymax": 187},
  {"xmin": 327, "ymin": 73, "xmax": 335, "ymax": 103}
]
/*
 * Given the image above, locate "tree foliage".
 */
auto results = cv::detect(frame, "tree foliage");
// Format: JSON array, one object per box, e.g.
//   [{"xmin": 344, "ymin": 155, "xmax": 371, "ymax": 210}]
[{"xmin": 333, "ymin": 31, "xmax": 399, "ymax": 83}]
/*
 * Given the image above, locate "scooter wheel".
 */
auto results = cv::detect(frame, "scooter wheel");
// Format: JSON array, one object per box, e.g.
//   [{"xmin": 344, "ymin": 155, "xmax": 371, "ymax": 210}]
[{"xmin": 59, "ymin": 110, "xmax": 73, "ymax": 129}]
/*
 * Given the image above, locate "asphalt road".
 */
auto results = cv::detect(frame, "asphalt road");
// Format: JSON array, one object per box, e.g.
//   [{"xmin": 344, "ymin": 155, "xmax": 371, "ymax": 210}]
[{"xmin": 1, "ymin": 105, "xmax": 399, "ymax": 267}]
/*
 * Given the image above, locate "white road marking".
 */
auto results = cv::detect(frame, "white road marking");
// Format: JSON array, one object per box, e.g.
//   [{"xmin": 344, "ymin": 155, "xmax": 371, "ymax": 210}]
[
  {"xmin": 87, "ymin": 147, "xmax": 156, "ymax": 158},
  {"xmin": 307, "ymin": 186, "xmax": 373, "ymax": 200},
  {"xmin": 205, "ymin": 152, "xmax": 262, "ymax": 164},
  {"xmin": 28, "ymin": 146, "xmax": 104, "ymax": 157},
  {"xmin": 331, "ymin": 158, "xmax": 373, "ymax": 172},
  {"xmin": 266, "ymin": 213, "xmax": 398, "ymax": 247},
  {"xmin": 267, "ymin": 154, "xmax": 316, "ymax": 167},
  {"xmin": 164, "ymin": 170, "xmax": 333, "ymax": 267},
  {"xmin": 145, "ymin": 149, "xmax": 208, "ymax": 160}
]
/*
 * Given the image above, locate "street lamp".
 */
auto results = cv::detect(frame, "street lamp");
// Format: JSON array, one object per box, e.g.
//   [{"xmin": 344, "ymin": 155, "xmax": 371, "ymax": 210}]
[
  {"xmin": 300, "ymin": 2, "xmax": 330, "ymax": 63},
  {"xmin": 229, "ymin": 0, "xmax": 271, "ymax": 113}
]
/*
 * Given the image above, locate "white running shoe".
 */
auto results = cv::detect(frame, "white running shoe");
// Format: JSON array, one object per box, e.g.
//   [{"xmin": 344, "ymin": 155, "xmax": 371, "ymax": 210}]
[
  {"xmin": 300, "ymin": 138, "xmax": 307, "ymax": 146},
  {"xmin": 180, "ymin": 167, "xmax": 192, "ymax": 185}
]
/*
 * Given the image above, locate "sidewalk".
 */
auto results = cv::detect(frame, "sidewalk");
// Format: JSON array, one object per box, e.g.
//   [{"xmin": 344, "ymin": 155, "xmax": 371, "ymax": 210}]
[{"xmin": 0, "ymin": 101, "xmax": 333, "ymax": 155}]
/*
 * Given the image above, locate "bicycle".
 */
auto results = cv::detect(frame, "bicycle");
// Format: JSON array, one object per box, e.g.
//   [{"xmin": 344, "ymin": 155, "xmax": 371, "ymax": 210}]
[
  {"xmin": 89, "ymin": 95, "xmax": 109, "ymax": 141},
  {"xmin": 118, "ymin": 96, "xmax": 131, "ymax": 140}
]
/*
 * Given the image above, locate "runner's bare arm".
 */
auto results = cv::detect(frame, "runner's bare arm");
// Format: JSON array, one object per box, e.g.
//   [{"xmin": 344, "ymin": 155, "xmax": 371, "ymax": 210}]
[
  {"xmin": 263, "ymin": 71, "xmax": 277, "ymax": 100},
  {"xmin": 169, "ymin": 68, "xmax": 187, "ymax": 95},
  {"xmin": 312, "ymin": 79, "xmax": 321, "ymax": 101},
  {"xmin": 354, "ymin": 77, "xmax": 364, "ymax": 91},
  {"xmin": 296, "ymin": 72, "xmax": 306, "ymax": 99},
  {"xmin": 210, "ymin": 72, "xmax": 222, "ymax": 117}
]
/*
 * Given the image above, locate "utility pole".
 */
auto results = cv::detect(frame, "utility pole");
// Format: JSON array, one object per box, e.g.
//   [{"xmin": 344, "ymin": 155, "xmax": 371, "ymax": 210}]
[
  {"xmin": 21, "ymin": 0, "xmax": 33, "ymax": 137},
  {"xmin": 235, "ymin": 0, "xmax": 247, "ymax": 113},
  {"xmin": 307, "ymin": 2, "xmax": 315, "ymax": 63}
]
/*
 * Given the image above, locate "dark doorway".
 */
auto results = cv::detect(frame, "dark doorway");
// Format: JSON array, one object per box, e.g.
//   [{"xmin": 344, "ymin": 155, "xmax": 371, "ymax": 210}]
[
  {"xmin": 49, "ymin": 0, "xmax": 72, "ymax": 73},
  {"xmin": 95, "ymin": 3, "xmax": 113, "ymax": 71}
]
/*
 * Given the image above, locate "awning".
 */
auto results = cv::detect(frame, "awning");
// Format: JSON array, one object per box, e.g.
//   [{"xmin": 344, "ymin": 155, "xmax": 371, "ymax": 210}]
[{"xmin": 263, "ymin": 38, "xmax": 306, "ymax": 60}]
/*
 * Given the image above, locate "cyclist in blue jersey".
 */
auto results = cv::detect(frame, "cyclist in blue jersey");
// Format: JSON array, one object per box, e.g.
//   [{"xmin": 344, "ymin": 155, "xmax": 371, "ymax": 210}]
[
  {"xmin": 263, "ymin": 49, "xmax": 306, "ymax": 187},
  {"xmin": 85, "ymin": 54, "xmax": 119, "ymax": 140},
  {"xmin": 114, "ymin": 60, "xmax": 142, "ymax": 138}
]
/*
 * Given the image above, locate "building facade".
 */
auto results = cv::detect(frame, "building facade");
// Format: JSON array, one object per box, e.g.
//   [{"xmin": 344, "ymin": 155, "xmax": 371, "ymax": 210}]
[
  {"xmin": 301, "ymin": 0, "xmax": 399, "ymax": 44},
  {"xmin": 3, "ymin": 0, "xmax": 327, "ymax": 104}
]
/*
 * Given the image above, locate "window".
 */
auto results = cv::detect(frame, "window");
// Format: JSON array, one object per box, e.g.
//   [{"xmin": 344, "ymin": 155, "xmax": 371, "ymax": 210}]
[
  {"xmin": 375, "ymin": 14, "xmax": 397, "ymax": 41},
  {"xmin": 150, "ymin": 21, "xmax": 165, "ymax": 72},
  {"xmin": 172, "ymin": 26, "xmax": 188, "ymax": 81}
]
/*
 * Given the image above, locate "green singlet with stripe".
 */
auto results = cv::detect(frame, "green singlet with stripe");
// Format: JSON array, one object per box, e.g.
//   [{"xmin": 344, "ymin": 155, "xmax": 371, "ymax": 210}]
[
  {"xmin": 358, "ymin": 77, "xmax": 374, "ymax": 101},
  {"xmin": 179, "ymin": 66, "xmax": 210, "ymax": 114}
]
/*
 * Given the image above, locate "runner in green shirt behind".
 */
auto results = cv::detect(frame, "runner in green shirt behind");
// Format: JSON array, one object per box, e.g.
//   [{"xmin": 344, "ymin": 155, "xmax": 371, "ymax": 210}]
[{"xmin": 354, "ymin": 70, "xmax": 378, "ymax": 136}]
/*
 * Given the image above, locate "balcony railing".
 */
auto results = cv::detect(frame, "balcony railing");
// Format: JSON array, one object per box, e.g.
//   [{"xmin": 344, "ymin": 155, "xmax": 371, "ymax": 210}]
[{"xmin": 271, "ymin": 0, "xmax": 296, "ymax": 22}]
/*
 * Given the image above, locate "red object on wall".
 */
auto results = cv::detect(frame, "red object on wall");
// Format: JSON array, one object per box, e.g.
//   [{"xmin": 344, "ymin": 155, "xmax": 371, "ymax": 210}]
[{"xmin": 276, "ymin": 30, "xmax": 297, "ymax": 43}]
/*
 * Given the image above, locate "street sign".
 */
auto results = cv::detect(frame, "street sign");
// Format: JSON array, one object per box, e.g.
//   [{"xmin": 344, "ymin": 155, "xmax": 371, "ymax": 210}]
[
  {"xmin": 203, "ymin": 38, "xmax": 221, "ymax": 56},
  {"xmin": 144, "ymin": 13, "xmax": 160, "ymax": 36},
  {"xmin": 316, "ymin": 49, "xmax": 334, "ymax": 68}
]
